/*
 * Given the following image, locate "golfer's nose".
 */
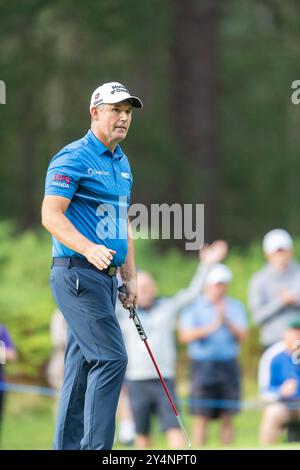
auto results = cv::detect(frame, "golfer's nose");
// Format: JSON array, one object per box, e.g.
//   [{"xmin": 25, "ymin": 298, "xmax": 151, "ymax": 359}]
[{"xmin": 120, "ymin": 111, "xmax": 129, "ymax": 122}]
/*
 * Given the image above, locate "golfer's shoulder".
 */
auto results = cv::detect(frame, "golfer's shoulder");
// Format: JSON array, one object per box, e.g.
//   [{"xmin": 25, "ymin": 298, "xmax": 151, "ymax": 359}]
[
  {"xmin": 49, "ymin": 134, "xmax": 90, "ymax": 167},
  {"xmin": 60, "ymin": 133, "xmax": 91, "ymax": 158}
]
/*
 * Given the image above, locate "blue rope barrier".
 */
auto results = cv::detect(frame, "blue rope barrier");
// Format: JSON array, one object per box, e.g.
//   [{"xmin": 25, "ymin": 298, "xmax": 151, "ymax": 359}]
[
  {"xmin": 0, "ymin": 381, "xmax": 300, "ymax": 410},
  {"xmin": 0, "ymin": 381, "xmax": 57, "ymax": 397}
]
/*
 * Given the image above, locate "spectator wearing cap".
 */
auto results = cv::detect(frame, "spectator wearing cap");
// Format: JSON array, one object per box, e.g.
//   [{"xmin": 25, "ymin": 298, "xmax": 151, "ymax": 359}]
[
  {"xmin": 117, "ymin": 241, "xmax": 228, "ymax": 449},
  {"xmin": 179, "ymin": 264, "xmax": 248, "ymax": 447},
  {"xmin": 258, "ymin": 317, "xmax": 300, "ymax": 445},
  {"xmin": 248, "ymin": 229, "xmax": 300, "ymax": 349}
]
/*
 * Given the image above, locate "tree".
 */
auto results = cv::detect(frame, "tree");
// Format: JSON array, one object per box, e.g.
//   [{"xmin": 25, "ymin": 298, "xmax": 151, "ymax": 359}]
[{"xmin": 169, "ymin": 0, "xmax": 221, "ymax": 242}]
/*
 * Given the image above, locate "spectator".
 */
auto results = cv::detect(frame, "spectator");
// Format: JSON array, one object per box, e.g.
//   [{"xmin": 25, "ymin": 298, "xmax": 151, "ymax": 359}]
[
  {"xmin": 117, "ymin": 240, "xmax": 228, "ymax": 449},
  {"xmin": 179, "ymin": 264, "xmax": 248, "ymax": 447},
  {"xmin": 0, "ymin": 324, "xmax": 17, "ymax": 435},
  {"xmin": 259, "ymin": 317, "xmax": 300, "ymax": 445},
  {"xmin": 46, "ymin": 309, "xmax": 67, "ymax": 390},
  {"xmin": 249, "ymin": 229, "xmax": 300, "ymax": 349},
  {"xmin": 116, "ymin": 385, "xmax": 135, "ymax": 446}
]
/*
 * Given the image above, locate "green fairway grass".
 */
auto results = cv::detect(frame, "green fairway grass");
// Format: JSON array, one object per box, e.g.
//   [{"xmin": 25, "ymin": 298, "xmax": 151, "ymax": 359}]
[{"xmin": 1, "ymin": 390, "xmax": 299, "ymax": 450}]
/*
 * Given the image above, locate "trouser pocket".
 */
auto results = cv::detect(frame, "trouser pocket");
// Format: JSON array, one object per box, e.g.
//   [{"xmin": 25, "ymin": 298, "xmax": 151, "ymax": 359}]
[{"xmin": 63, "ymin": 268, "xmax": 80, "ymax": 297}]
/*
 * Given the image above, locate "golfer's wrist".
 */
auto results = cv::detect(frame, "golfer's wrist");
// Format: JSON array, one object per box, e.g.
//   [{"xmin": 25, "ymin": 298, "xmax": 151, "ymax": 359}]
[
  {"xmin": 120, "ymin": 265, "xmax": 137, "ymax": 285},
  {"xmin": 124, "ymin": 277, "xmax": 137, "ymax": 294},
  {"xmin": 81, "ymin": 240, "xmax": 96, "ymax": 258}
]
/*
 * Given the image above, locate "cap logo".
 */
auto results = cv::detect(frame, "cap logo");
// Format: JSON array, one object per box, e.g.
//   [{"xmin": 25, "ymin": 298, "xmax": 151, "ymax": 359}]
[
  {"xmin": 95, "ymin": 92, "xmax": 100, "ymax": 99},
  {"xmin": 111, "ymin": 84, "xmax": 129, "ymax": 95},
  {"xmin": 93, "ymin": 98, "xmax": 103, "ymax": 107}
]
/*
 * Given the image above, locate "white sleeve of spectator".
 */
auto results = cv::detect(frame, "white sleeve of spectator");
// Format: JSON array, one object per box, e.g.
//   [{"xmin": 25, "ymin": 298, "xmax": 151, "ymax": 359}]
[
  {"xmin": 248, "ymin": 275, "xmax": 283, "ymax": 325},
  {"xmin": 233, "ymin": 301, "xmax": 248, "ymax": 329}
]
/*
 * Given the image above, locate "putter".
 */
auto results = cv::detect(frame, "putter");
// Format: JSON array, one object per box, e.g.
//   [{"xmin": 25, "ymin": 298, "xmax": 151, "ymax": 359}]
[{"xmin": 119, "ymin": 285, "xmax": 192, "ymax": 448}]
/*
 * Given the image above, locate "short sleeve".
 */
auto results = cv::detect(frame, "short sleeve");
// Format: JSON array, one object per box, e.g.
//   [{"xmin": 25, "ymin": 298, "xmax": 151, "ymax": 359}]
[
  {"xmin": 229, "ymin": 300, "xmax": 248, "ymax": 329},
  {"xmin": 45, "ymin": 151, "xmax": 82, "ymax": 200},
  {"xmin": 179, "ymin": 305, "xmax": 197, "ymax": 331}
]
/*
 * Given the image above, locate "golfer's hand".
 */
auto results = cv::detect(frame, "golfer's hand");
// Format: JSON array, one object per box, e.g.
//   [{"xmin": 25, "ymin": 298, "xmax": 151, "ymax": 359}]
[
  {"xmin": 83, "ymin": 244, "xmax": 116, "ymax": 270},
  {"xmin": 199, "ymin": 240, "xmax": 228, "ymax": 265},
  {"xmin": 119, "ymin": 279, "xmax": 137, "ymax": 310}
]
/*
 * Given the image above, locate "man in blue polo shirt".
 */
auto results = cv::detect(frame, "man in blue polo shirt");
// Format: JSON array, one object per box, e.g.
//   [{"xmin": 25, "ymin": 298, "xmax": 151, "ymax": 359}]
[
  {"xmin": 41, "ymin": 82, "xmax": 143, "ymax": 450},
  {"xmin": 179, "ymin": 264, "xmax": 248, "ymax": 447}
]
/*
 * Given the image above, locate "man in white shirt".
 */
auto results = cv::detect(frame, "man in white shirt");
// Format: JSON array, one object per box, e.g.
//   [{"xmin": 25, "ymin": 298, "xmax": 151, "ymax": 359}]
[{"xmin": 117, "ymin": 240, "xmax": 227, "ymax": 448}]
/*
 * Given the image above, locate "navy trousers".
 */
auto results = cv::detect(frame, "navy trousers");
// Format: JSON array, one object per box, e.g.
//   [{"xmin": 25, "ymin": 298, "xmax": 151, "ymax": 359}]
[{"xmin": 50, "ymin": 265, "xmax": 127, "ymax": 450}]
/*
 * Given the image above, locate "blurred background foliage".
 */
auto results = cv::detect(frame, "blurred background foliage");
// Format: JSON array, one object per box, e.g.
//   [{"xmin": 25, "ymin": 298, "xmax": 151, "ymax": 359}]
[
  {"xmin": 1, "ymin": 221, "xmax": 297, "ymax": 382},
  {"xmin": 1, "ymin": 0, "xmax": 300, "ymax": 241},
  {"xmin": 1, "ymin": 0, "xmax": 300, "ymax": 383}
]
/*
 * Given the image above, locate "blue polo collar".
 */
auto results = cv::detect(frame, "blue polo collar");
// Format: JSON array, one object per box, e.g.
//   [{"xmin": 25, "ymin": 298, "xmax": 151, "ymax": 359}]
[{"xmin": 87, "ymin": 129, "xmax": 123, "ymax": 160}]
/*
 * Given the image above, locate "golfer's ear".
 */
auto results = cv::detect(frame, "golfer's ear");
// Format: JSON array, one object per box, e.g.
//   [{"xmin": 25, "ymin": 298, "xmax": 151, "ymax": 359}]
[
  {"xmin": 90, "ymin": 107, "xmax": 97, "ymax": 121},
  {"xmin": 91, "ymin": 105, "xmax": 104, "ymax": 121}
]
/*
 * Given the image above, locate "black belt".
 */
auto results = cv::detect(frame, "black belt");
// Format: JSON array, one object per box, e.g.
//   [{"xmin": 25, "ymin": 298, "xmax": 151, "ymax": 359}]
[{"xmin": 51, "ymin": 257, "xmax": 117, "ymax": 277}]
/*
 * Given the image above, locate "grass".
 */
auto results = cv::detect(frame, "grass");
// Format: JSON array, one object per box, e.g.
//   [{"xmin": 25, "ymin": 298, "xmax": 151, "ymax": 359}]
[
  {"xmin": 1, "ymin": 385, "xmax": 299, "ymax": 450},
  {"xmin": 1, "ymin": 393, "xmax": 55, "ymax": 450}
]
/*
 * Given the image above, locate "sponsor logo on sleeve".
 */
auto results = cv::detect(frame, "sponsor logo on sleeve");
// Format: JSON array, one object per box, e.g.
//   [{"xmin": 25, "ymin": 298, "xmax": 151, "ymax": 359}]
[{"xmin": 52, "ymin": 173, "xmax": 71, "ymax": 189}]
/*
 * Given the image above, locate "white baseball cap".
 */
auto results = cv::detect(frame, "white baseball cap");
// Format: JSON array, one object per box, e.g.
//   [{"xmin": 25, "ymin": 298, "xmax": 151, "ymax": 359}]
[
  {"xmin": 90, "ymin": 82, "xmax": 143, "ymax": 111},
  {"xmin": 205, "ymin": 264, "xmax": 233, "ymax": 286},
  {"xmin": 263, "ymin": 229, "xmax": 293, "ymax": 255}
]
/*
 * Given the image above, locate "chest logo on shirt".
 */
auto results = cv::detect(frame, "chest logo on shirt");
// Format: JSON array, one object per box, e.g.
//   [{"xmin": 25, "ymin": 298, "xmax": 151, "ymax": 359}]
[
  {"xmin": 121, "ymin": 172, "xmax": 130, "ymax": 179},
  {"xmin": 87, "ymin": 168, "xmax": 110, "ymax": 176}
]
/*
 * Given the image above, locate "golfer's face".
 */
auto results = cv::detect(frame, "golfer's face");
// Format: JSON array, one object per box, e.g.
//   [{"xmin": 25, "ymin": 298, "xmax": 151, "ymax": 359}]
[{"xmin": 97, "ymin": 102, "xmax": 133, "ymax": 144}]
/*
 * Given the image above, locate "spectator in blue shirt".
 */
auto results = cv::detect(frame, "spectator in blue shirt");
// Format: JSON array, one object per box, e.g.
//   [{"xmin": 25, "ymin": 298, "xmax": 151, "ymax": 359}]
[
  {"xmin": 0, "ymin": 325, "xmax": 17, "ymax": 433},
  {"xmin": 259, "ymin": 317, "xmax": 300, "ymax": 445},
  {"xmin": 179, "ymin": 264, "xmax": 248, "ymax": 447}
]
